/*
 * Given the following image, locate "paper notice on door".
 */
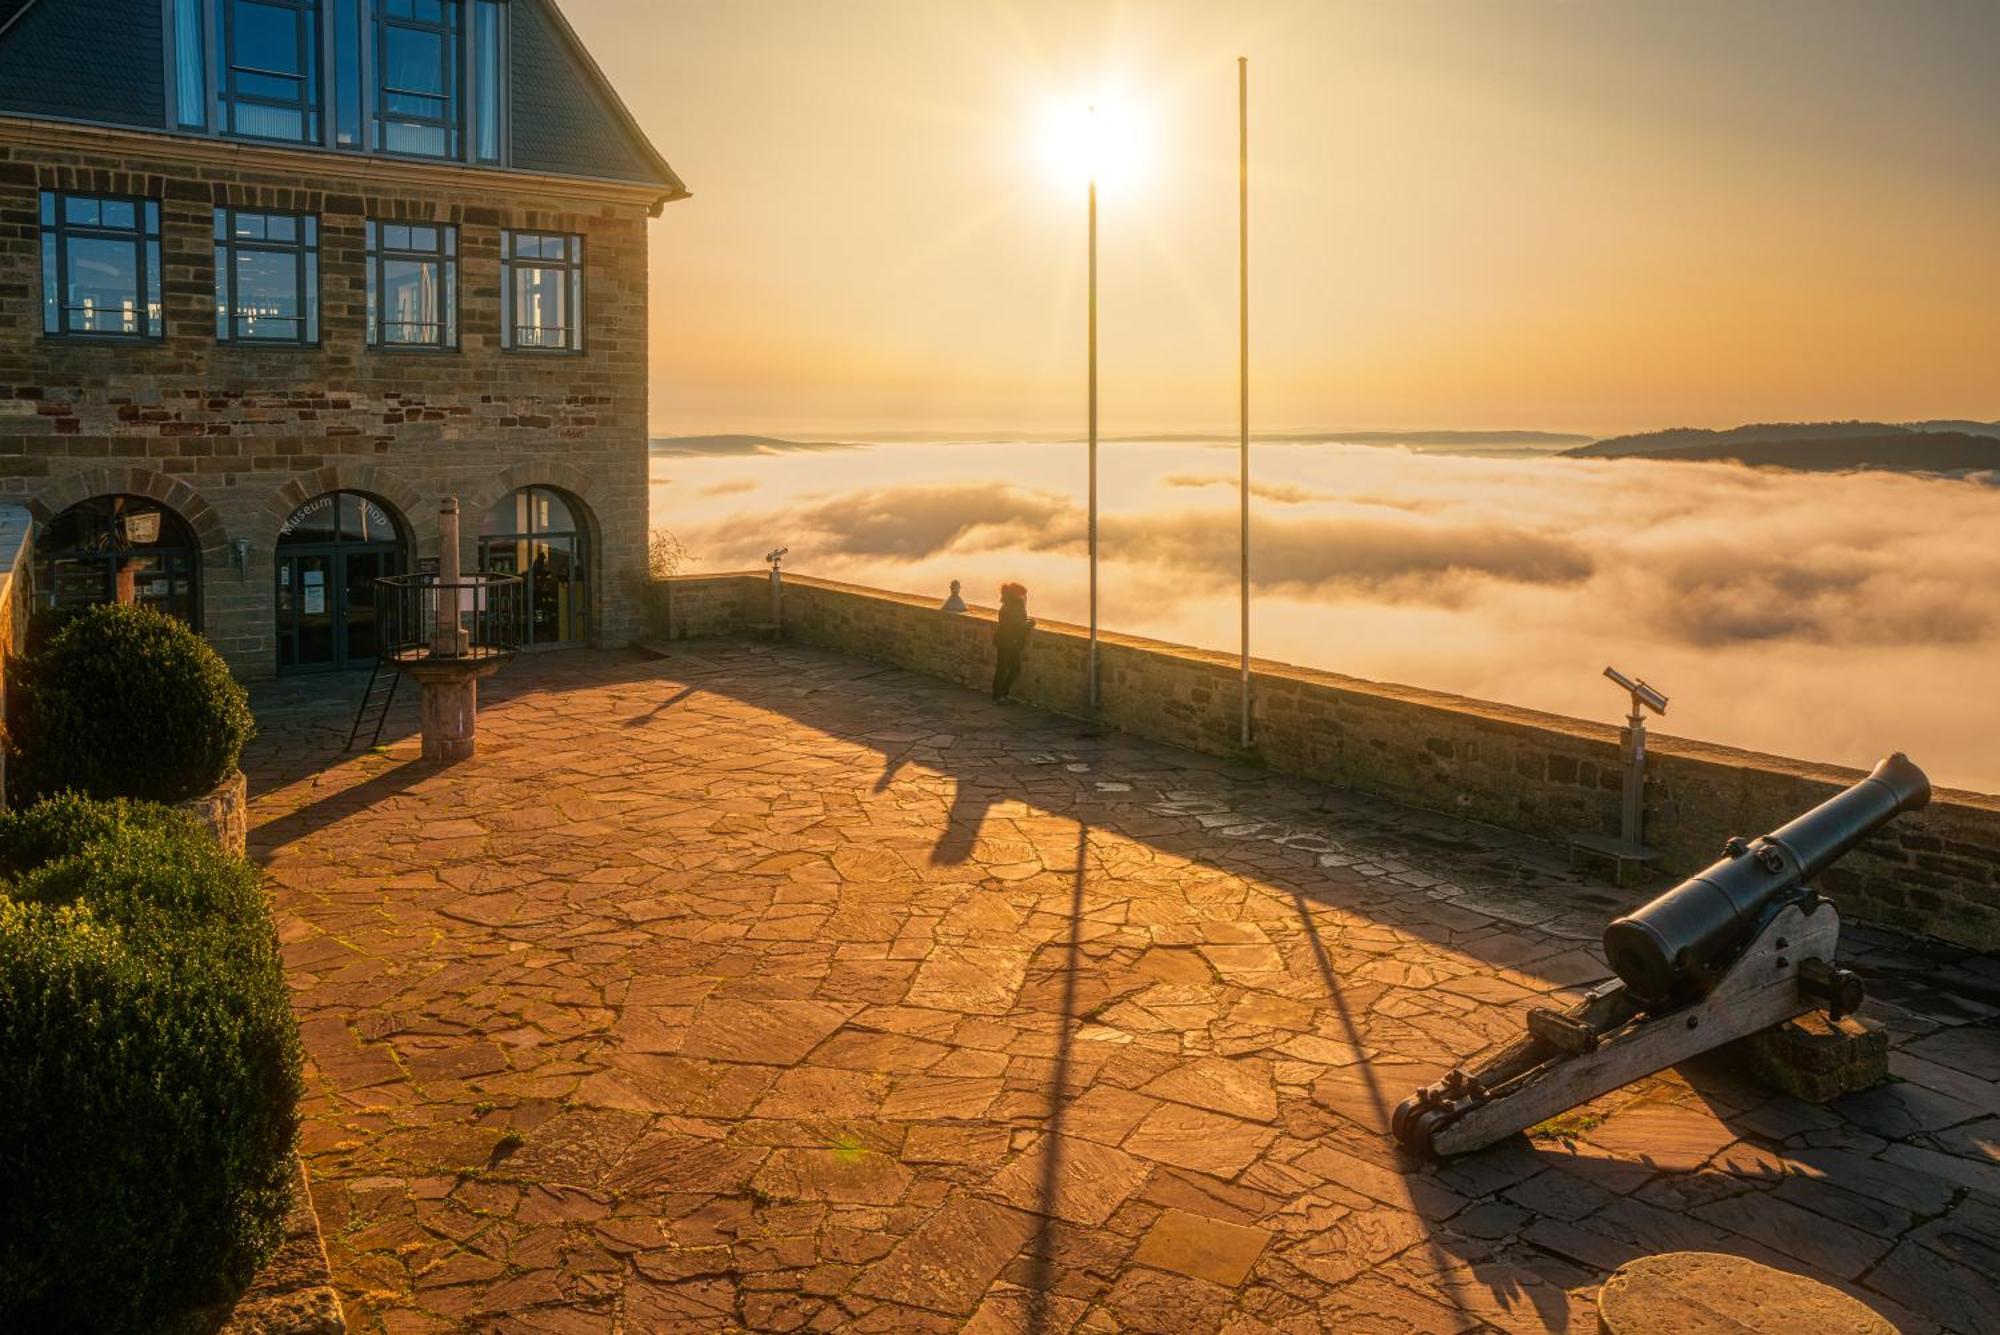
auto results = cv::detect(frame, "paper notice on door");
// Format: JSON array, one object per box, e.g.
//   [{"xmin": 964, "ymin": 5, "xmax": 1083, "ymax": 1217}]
[{"xmin": 304, "ymin": 586, "xmax": 326, "ymax": 614}]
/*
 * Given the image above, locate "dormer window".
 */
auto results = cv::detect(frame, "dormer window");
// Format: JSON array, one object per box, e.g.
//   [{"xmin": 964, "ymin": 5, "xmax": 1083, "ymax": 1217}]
[
  {"xmin": 165, "ymin": 1, "xmax": 513, "ymax": 166},
  {"xmin": 375, "ymin": 0, "xmax": 459, "ymax": 158},
  {"xmin": 220, "ymin": 0, "xmax": 322, "ymax": 144}
]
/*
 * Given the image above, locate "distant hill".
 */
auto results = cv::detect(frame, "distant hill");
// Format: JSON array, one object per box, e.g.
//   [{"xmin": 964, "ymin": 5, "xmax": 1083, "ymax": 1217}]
[
  {"xmin": 656, "ymin": 428, "xmax": 1592, "ymax": 455},
  {"xmin": 1566, "ymin": 426, "xmax": 2000, "ymax": 474},
  {"xmin": 651, "ymin": 434, "xmax": 862, "ymax": 455},
  {"xmin": 1569, "ymin": 419, "xmax": 2000, "ymax": 460},
  {"xmin": 1113, "ymin": 429, "xmax": 1592, "ymax": 447}
]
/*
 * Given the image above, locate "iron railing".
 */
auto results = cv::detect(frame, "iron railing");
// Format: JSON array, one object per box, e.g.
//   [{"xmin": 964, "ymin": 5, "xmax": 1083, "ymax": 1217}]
[{"xmin": 376, "ymin": 572, "xmax": 525, "ymax": 665}]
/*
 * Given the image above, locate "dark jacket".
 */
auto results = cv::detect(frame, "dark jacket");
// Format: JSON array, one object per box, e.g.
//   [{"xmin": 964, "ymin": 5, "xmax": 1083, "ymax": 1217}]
[{"xmin": 995, "ymin": 601, "xmax": 1031, "ymax": 651}]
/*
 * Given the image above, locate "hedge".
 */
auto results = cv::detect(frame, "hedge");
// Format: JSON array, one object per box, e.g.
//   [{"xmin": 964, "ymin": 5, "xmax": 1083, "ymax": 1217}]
[
  {"xmin": 10, "ymin": 602, "xmax": 253, "ymax": 804},
  {"xmin": 0, "ymin": 795, "xmax": 303, "ymax": 1332}
]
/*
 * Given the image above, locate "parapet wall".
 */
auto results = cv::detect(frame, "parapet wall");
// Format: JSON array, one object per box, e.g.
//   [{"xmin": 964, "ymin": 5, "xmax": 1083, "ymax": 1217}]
[{"xmin": 652, "ymin": 572, "xmax": 2000, "ymax": 950}]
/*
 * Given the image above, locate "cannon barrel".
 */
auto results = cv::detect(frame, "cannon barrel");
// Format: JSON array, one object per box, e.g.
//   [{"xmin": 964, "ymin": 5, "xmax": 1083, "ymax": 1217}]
[{"xmin": 1602, "ymin": 754, "xmax": 1929, "ymax": 1009}]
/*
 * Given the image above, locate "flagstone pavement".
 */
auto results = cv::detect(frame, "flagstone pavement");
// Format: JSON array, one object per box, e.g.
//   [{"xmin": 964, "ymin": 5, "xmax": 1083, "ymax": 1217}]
[{"xmin": 247, "ymin": 643, "xmax": 2000, "ymax": 1335}]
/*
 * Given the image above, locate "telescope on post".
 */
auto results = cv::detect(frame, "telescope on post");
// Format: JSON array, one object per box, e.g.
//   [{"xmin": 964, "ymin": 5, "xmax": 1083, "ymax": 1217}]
[
  {"xmin": 1568, "ymin": 666, "xmax": 1669, "ymax": 884},
  {"xmin": 1394, "ymin": 754, "xmax": 1929, "ymax": 1158}
]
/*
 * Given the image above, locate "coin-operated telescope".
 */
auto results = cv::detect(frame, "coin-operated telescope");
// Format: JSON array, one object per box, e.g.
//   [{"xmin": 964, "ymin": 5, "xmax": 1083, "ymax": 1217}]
[{"xmin": 1394, "ymin": 754, "xmax": 1929, "ymax": 1158}]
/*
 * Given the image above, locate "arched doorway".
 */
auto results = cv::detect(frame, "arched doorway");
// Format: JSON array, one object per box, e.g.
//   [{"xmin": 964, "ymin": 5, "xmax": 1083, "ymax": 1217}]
[
  {"xmin": 276, "ymin": 491, "xmax": 408, "ymax": 673},
  {"xmin": 479, "ymin": 486, "xmax": 590, "ymax": 646},
  {"xmin": 36, "ymin": 494, "xmax": 201, "ymax": 626}
]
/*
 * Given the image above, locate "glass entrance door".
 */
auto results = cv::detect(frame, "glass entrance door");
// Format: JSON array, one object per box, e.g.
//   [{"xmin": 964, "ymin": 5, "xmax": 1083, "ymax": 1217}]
[
  {"xmin": 278, "ymin": 551, "xmax": 338, "ymax": 671},
  {"xmin": 276, "ymin": 491, "xmax": 409, "ymax": 675},
  {"xmin": 276, "ymin": 546, "xmax": 402, "ymax": 672},
  {"xmin": 478, "ymin": 487, "xmax": 590, "ymax": 647},
  {"xmin": 344, "ymin": 548, "xmax": 394, "ymax": 661}
]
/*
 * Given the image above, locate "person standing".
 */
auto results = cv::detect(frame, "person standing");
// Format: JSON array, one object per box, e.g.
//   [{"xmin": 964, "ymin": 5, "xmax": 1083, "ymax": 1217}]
[{"xmin": 992, "ymin": 582, "xmax": 1033, "ymax": 702}]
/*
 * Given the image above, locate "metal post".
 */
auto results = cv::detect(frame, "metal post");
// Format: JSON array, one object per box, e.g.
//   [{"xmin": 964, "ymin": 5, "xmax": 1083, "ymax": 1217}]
[
  {"xmin": 1237, "ymin": 56, "xmax": 1252, "ymax": 748},
  {"xmin": 766, "ymin": 546, "xmax": 787, "ymax": 640},
  {"xmin": 432, "ymin": 496, "xmax": 467, "ymax": 659},
  {"xmin": 1087, "ymin": 164, "xmax": 1100, "ymax": 712},
  {"xmin": 1622, "ymin": 694, "xmax": 1647, "ymax": 845}
]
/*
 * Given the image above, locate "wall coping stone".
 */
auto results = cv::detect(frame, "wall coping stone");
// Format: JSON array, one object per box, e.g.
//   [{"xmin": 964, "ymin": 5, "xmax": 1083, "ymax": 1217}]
[
  {"xmin": 653, "ymin": 571, "xmax": 2000, "ymax": 949},
  {"xmin": 661, "ymin": 571, "xmax": 1998, "ymax": 806}
]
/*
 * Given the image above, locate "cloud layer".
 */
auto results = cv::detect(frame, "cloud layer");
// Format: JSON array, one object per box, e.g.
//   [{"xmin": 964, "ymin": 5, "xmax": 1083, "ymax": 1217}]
[{"xmin": 658, "ymin": 443, "xmax": 2000, "ymax": 790}]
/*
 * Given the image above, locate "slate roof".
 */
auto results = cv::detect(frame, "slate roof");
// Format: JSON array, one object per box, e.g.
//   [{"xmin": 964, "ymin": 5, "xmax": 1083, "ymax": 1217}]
[
  {"xmin": 512, "ymin": 0, "xmax": 682, "ymax": 192},
  {"xmin": 0, "ymin": 0, "xmax": 163, "ymax": 130},
  {"xmin": 0, "ymin": 0, "xmax": 683, "ymax": 198}
]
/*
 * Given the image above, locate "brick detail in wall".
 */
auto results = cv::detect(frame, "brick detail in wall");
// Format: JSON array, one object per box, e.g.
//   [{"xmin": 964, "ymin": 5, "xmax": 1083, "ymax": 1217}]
[{"xmin": 0, "ymin": 136, "xmax": 653, "ymax": 680}]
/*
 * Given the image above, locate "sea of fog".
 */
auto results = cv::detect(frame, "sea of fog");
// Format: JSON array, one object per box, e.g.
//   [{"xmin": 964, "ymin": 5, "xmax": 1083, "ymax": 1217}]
[{"xmin": 650, "ymin": 437, "xmax": 2000, "ymax": 795}]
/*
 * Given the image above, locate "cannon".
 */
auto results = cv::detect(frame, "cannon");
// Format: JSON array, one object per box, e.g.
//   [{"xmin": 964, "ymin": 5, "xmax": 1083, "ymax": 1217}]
[{"xmin": 1393, "ymin": 754, "xmax": 1929, "ymax": 1158}]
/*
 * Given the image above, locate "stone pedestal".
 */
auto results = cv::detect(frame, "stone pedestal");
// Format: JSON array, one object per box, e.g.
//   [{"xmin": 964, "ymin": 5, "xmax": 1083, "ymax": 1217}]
[
  {"xmin": 177, "ymin": 770, "xmax": 248, "ymax": 857},
  {"xmin": 407, "ymin": 658, "xmax": 501, "ymax": 763},
  {"xmin": 1726, "ymin": 1011, "xmax": 1889, "ymax": 1103},
  {"xmin": 1598, "ymin": 1251, "xmax": 1894, "ymax": 1333},
  {"xmin": 205, "ymin": 1158, "xmax": 346, "ymax": 1334}
]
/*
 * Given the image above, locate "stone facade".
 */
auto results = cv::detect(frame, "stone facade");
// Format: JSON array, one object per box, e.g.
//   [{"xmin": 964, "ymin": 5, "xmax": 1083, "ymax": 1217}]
[
  {"xmin": 0, "ymin": 119, "xmax": 662, "ymax": 680},
  {"xmin": 653, "ymin": 571, "xmax": 2000, "ymax": 949}
]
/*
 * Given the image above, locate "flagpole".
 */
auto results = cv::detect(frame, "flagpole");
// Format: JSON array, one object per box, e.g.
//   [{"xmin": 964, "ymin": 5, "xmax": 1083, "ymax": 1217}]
[
  {"xmin": 1237, "ymin": 57, "xmax": 1252, "ymax": 748},
  {"xmin": 1088, "ymin": 159, "xmax": 1101, "ymax": 711}
]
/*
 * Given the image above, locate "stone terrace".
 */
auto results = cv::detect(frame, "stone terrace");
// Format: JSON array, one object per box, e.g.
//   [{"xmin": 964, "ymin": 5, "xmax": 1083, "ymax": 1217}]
[{"xmin": 248, "ymin": 643, "xmax": 2000, "ymax": 1335}]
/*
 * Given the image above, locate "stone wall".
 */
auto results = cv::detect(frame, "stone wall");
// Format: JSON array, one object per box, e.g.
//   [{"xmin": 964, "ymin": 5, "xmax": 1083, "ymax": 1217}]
[
  {"xmin": 0, "ymin": 119, "xmax": 657, "ymax": 679},
  {"xmin": 651, "ymin": 571, "xmax": 2000, "ymax": 950},
  {"xmin": 653, "ymin": 569, "xmax": 759, "ymax": 641},
  {"xmin": 0, "ymin": 502, "xmax": 30, "ymax": 805}
]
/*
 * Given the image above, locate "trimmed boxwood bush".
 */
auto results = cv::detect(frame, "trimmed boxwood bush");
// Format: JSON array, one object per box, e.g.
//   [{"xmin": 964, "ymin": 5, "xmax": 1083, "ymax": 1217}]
[
  {"xmin": 0, "ymin": 795, "xmax": 303, "ymax": 1333},
  {"xmin": 11, "ymin": 602, "xmax": 253, "ymax": 804}
]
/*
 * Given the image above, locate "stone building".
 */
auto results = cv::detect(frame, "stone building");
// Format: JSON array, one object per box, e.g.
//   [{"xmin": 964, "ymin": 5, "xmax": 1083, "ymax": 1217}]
[{"xmin": 0, "ymin": 0, "xmax": 685, "ymax": 678}]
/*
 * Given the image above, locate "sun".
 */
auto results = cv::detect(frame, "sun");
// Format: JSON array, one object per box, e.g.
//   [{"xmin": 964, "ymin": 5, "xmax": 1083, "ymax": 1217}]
[{"xmin": 1036, "ymin": 97, "xmax": 1153, "ymax": 192}]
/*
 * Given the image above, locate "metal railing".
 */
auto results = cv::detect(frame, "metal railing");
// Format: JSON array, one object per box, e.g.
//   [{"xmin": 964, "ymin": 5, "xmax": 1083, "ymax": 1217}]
[{"xmin": 376, "ymin": 572, "xmax": 525, "ymax": 664}]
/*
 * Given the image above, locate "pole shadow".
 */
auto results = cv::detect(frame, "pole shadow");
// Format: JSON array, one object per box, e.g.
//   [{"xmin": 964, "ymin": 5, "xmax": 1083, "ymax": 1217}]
[{"xmin": 1023, "ymin": 817, "xmax": 1087, "ymax": 1335}]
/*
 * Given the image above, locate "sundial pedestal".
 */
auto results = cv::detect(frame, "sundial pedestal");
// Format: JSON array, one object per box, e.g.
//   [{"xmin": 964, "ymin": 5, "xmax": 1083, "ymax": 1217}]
[
  {"xmin": 373, "ymin": 497, "xmax": 521, "ymax": 764},
  {"xmin": 406, "ymin": 655, "xmax": 504, "ymax": 764}
]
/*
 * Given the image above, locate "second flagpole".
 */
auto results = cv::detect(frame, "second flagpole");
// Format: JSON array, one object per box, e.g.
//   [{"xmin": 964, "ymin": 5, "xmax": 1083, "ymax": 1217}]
[{"xmin": 1238, "ymin": 56, "xmax": 1252, "ymax": 747}]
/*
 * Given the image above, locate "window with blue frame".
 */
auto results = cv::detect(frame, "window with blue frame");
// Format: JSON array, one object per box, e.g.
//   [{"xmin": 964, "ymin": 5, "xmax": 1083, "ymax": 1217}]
[
  {"xmin": 332, "ymin": 0, "xmax": 365, "ymax": 148},
  {"xmin": 215, "ymin": 209, "xmax": 321, "ymax": 345},
  {"xmin": 500, "ymin": 232, "xmax": 584, "ymax": 352},
  {"xmin": 471, "ymin": 0, "xmax": 506, "ymax": 163},
  {"xmin": 366, "ymin": 220, "xmax": 459, "ymax": 348},
  {"xmin": 220, "ymin": 0, "xmax": 322, "ymax": 143},
  {"xmin": 174, "ymin": 1, "xmax": 509, "ymax": 163},
  {"xmin": 172, "ymin": 0, "xmax": 209, "ymax": 130},
  {"xmin": 375, "ymin": 0, "xmax": 460, "ymax": 158},
  {"xmin": 40, "ymin": 193, "xmax": 164, "ymax": 340}
]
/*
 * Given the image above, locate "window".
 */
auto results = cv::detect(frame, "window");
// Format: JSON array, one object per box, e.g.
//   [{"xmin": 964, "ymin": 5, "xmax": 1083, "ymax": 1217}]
[
  {"xmin": 501, "ymin": 232, "xmax": 584, "ymax": 352},
  {"xmin": 332, "ymin": 0, "xmax": 364, "ymax": 148},
  {"xmin": 171, "ymin": 0, "xmax": 209, "ymax": 130},
  {"xmin": 37, "ymin": 495, "xmax": 200, "ymax": 627},
  {"xmin": 220, "ymin": 0, "xmax": 321, "ymax": 143},
  {"xmin": 215, "ymin": 208, "xmax": 320, "ymax": 344},
  {"xmin": 40, "ymin": 193, "xmax": 164, "ymax": 340},
  {"xmin": 480, "ymin": 487, "xmax": 590, "ymax": 646},
  {"xmin": 471, "ymin": 0, "xmax": 506, "ymax": 163},
  {"xmin": 375, "ymin": 0, "xmax": 459, "ymax": 158},
  {"xmin": 170, "ymin": 1, "xmax": 510, "ymax": 163},
  {"xmin": 366, "ymin": 220, "xmax": 458, "ymax": 348}
]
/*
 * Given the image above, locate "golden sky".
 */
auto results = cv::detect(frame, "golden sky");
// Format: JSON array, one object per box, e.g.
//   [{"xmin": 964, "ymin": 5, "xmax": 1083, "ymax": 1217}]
[{"xmin": 566, "ymin": 0, "xmax": 2000, "ymax": 437}]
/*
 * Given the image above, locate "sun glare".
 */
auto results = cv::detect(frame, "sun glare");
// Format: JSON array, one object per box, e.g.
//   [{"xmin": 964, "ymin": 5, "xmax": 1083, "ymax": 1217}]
[{"xmin": 1036, "ymin": 97, "xmax": 1153, "ymax": 191}]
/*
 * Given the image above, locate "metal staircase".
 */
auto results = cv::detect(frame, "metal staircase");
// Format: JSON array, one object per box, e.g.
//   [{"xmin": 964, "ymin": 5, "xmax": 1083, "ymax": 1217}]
[{"xmin": 345, "ymin": 659, "xmax": 401, "ymax": 751}]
